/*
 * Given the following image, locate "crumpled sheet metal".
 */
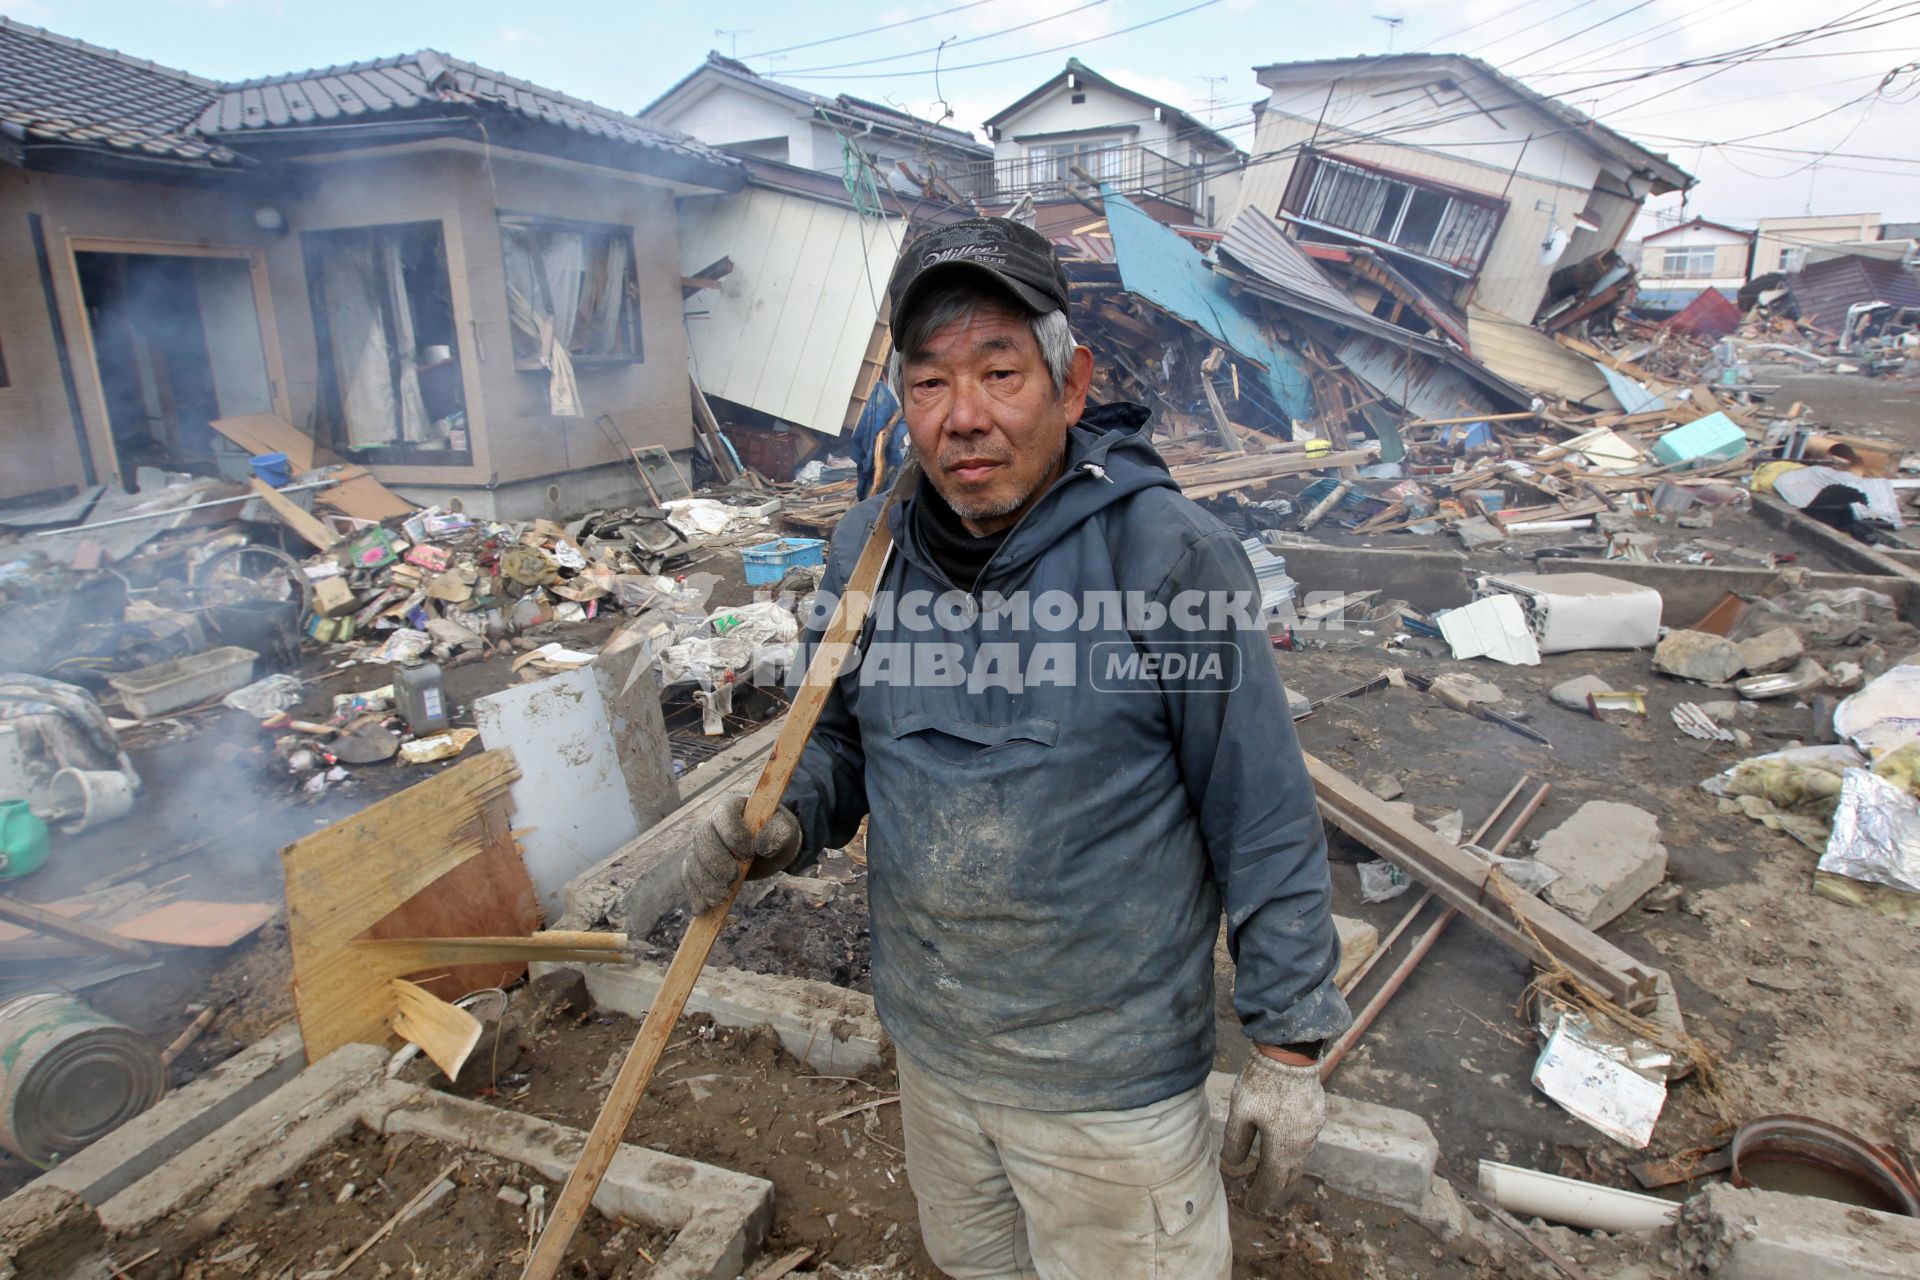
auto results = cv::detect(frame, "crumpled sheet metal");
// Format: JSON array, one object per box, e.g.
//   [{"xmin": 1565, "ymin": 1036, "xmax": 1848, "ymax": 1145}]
[{"xmin": 1820, "ymin": 767, "xmax": 1920, "ymax": 896}]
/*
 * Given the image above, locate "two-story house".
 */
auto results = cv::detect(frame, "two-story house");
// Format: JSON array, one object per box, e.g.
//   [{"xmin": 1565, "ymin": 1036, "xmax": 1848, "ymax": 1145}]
[
  {"xmin": 640, "ymin": 53, "xmax": 992, "ymax": 200},
  {"xmin": 977, "ymin": 58, "xmax": 1245, "ymax": 230},
  {"xmin": 1634, "ymin": 217, "xmax": 1754, "ymax": 313},
  {"xmin": 1237, "ymin": 54, "xmax": 1689, "ymax": 324}
]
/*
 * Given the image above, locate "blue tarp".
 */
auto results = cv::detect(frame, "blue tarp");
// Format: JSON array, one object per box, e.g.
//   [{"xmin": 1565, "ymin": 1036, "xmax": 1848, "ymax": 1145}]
[{"xmin": 1101, "ymin": 188, "xmax": 1314, "ymax": 420}]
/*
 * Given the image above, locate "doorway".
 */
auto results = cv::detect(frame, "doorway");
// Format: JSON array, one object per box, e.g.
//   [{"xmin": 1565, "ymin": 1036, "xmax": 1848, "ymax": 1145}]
[{"xmin": 73, "ymin": 249, "xmax": 277, "ymax": 476}]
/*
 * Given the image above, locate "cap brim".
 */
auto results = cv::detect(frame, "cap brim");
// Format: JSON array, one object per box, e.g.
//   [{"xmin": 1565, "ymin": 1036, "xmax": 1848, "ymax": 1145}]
[{"xmin": 891, "ymin": 261, "xmax": 1060, "ymax": 345}]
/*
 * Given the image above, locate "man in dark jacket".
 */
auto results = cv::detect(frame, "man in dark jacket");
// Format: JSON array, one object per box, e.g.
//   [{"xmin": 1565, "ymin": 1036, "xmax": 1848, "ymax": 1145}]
[{"xmin": 685, "ymin": 217, "xmax": 1351, "ymax": 1278}]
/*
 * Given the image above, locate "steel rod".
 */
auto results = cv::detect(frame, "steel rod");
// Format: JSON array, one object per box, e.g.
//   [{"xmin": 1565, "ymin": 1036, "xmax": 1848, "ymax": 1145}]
[{"xmin": 29, "ymin": 478, "xmax": 336, "ymax": 536}]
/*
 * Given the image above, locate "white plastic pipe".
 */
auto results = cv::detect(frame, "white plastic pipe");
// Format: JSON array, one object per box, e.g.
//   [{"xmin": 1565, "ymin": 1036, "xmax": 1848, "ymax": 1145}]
[{"xmin": 1478, "ymin": 1160, "xmax": 1679, "ymax": 1234}]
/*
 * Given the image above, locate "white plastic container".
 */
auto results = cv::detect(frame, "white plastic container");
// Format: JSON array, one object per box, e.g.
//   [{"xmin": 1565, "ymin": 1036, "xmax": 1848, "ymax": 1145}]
[{"xmin": 109, "ymin": 647, "xmax": 259, "ymax": 719}]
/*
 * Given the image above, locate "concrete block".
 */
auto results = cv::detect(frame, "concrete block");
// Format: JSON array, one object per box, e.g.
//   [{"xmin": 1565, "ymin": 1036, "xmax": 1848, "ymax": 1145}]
[
  {"xmin": 385, "ymin": 1092, "xmax": 772, "ymax": 1280},
  {"xmin": 1332, "ymin": 915, "xmax": 1378, "ymax": 989},
  {"xmin": 1535, "ymin": 800, "xmax": 1668, "ymax": 929},
  {"xmin": 27, "ymin": 1025, "xmax": 305, "ymax": 1207},
  {"xmin": 1678, "ymin": 1183, "xmax": 1920, "ymax": 1279},
  {"xmin": 0, "ymin": 1186, "xmax": 111, "ymax": 1280},
  {"xmin": 1655, "ymin": 630, "xmax": 1745, "ymax": 683},
  {"xmin": 1738, "ymin": 627, "xmax": 1805, "ymax": 675},
  {"xmin": 97, "ymin": 1043, "xmax": 392, "ymax": 1234},
  {"xmin": 1549, "ymin": 674, "xmax": 1612, "ymax": 711},
  {"xmin": 1205, "ymin": 1073, "xmax": 1439, "ymax": 1213},
  {"xmin": 585, "ymin": 961, "xmax": 888, "ymax": 1074}
]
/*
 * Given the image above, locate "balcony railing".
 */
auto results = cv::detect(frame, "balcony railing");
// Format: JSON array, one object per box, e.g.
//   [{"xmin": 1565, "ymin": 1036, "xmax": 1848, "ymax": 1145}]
[{"xmin": 942, "ymin": 142, "xmax": 1203, "ymax": 210}]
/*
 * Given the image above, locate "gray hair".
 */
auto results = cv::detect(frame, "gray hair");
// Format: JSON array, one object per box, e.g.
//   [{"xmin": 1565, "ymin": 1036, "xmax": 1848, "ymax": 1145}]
[{"xmin": 889, "ymin": 284, "xmax": 1080, "ymax": 400}]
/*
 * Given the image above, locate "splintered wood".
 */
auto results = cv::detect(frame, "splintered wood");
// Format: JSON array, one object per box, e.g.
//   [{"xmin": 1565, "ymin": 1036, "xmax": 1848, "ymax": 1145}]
[{"xmin": 281, "ymin": 748, "xmax": 559, "ymax": 1064}]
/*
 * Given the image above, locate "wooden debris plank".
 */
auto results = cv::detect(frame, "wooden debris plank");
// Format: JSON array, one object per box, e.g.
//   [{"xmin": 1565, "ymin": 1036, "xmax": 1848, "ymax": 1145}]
[
  {"xmin": 0, "ymin": 893, "xmax": 149, "ymax": 959},
  {"xmin": 314, "ymin": 466, "xmax": 416, "ymax": 522},
  {"xmin": 390, "ymin": 978, "xmax": 483, "ymax": 1079},
  {"xmin": 209, "ymin": 413, "xmax": 330, "ymax": 471},
  {"xmin": 1305, "ymin": 753, "xmax": 1671, "ymax": 1022},
  {"xmin": 281, "ymin": 749, "xmax": 536, "ymax": 1063},
  {"xmin": 112, "ymin": 900, "xmax": 276, "ymax": 948},
  {"xmin": 249, "ymin": 478, "xmax": 341, "ymax": 550}
]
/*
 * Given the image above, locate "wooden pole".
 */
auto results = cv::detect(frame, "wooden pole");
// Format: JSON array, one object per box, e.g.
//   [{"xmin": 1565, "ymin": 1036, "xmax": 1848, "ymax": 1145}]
[{"xmin": 520, "ymin": 463, "xmax": 919, "ymax": 1280}]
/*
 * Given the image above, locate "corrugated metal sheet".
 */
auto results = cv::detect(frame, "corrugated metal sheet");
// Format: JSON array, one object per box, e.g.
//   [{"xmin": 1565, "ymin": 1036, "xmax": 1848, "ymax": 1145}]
[
  {"xmin": 1466, "ymin": 308, "xmax": 1619, "ymax": 409},
  {"xmin": 1790, "ymin": 255, "xmax": 1920, "ymax": 333},
  {"xmin": 1103, "ymin": 188, "xmax": 1314, "ymax": 418},
  {"xmin": 1334, "ymin": 334, "xmax": 1503, "ymax": 421},
  {"xmin": 1218, "ymin": 207, "xmax": 1374, "ymax": 324},
  {"xmin": 680, "ymin": 187, "xmax": 904, "ymax": 437}
]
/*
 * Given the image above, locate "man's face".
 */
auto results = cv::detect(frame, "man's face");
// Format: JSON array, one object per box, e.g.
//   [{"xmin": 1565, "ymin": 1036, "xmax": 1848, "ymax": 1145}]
[{"xmin": 902, "ymin": 304, "xmax": 1093, "ymax": 536}]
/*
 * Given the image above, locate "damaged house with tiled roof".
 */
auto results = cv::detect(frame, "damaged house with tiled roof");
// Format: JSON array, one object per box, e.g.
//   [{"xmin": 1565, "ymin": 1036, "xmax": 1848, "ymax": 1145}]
[
  {"xmin": 0, "ymin": 19, "xmax": 742, "ymax": 515},
  {"xmin": 1237, "ymin": 53, "xmax": 1691, "ymax": 409}
]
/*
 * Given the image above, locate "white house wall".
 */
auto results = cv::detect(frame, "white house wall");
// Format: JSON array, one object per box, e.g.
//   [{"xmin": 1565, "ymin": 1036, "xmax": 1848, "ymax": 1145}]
[
  {"xmin": 679, "ymin": 187, "xmax": 903, "ymax": 437},
  {"xmin": 652, "ymin": 83, "xmax": 816, "ymax": 167},
  {"xmin": 1237, "ymin": 62, "xmax": 1653, "ymax": 321}
]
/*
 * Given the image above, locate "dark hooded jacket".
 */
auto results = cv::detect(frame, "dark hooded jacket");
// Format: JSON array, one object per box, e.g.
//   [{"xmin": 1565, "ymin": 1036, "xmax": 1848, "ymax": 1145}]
[{"xmin": 783, "ymin": 403, "xmax": 1351, "ymax": 1111}]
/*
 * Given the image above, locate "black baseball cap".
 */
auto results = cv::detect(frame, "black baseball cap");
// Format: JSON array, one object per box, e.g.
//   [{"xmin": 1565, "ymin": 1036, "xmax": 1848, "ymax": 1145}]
[{"xmin": 887, "ymin": 217, "xmax": 1071, "ymax": 345}]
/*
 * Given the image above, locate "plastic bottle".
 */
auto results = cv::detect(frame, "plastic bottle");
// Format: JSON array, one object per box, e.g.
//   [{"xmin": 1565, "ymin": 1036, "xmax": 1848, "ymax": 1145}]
[{"xmin": 394, "ymin": 660, "xmax": 449, "ymax": 736}]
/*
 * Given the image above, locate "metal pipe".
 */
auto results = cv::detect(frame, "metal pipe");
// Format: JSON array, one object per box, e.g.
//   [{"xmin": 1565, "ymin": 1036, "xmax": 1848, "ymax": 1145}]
[
  {"xmin": 1322, "ymin": 905, "xmax": 1456, "ymax": 1081},
  {"xmin": 1471, "ymin": 775, "xmax": 1531, "ymax": 846},
  {"xmin": 29, "ymin": 478, "xmax": 336, "ymax": 537},
  {"xmin": 1490, "ymin": 782, "xmax": 1553, "ymax": 858},
  {"xmin": 1339, "ymin": 890, "xmax": 1432, "ymax": 998}
]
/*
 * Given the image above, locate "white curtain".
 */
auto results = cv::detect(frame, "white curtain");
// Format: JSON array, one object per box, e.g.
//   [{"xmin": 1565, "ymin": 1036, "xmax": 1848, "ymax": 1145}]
[
  {"xmin": 502, "ymin": 224, "xmax": 634, "ymax": 418},
  {"xmin": 580, "ymin": 235, "xmax": 630, "ymax": 356},
  {"xmin": 320, "ymin": 233, "xmax": 432, "ymax": 447},
  {"xmin": 320, "ymin": 240, "xmax": 399, "ymax": 448},
  {"xmin": 381, "ymin": 236, "xmax": 431, "ymax": 443}
]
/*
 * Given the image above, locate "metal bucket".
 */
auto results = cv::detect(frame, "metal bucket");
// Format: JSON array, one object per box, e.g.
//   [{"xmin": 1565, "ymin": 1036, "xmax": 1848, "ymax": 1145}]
[{"xmin": 0, "ymin": 992, "xmax": 165, "ymax": 1165}]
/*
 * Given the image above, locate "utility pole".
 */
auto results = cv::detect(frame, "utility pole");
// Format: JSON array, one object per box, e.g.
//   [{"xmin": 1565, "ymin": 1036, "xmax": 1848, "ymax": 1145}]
[{"xmin": 1373, "ymin": 15, "xmax": 1405, "ymax": 52}]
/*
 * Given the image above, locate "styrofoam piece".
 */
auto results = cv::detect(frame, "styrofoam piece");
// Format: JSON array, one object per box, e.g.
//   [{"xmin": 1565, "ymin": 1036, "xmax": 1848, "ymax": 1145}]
[
  {"xmin": 1651, "ymin": 411, "xmax": 1747, "ymax": 466},
  {"xmin": 475, "ymin": 667, "xmax": 640, "ymax": 919},
  {"xmin": 1477, "ymin": 572, "xmax": 1661, "ymax": 653},
  {"xmin": 1437, "ymin": 594, "xmax": 1540, "ymax": 666}
]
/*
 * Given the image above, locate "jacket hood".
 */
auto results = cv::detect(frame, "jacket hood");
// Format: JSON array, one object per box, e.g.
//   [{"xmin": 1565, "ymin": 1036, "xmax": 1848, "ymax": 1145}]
[{"xmin": 890, "ymin": 400, "xmax": 1174, "ymax": 591}]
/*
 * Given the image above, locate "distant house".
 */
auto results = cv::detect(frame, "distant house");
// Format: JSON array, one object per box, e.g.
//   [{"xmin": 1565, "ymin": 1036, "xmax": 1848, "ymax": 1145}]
[
  {"xmin": 0, "ymin": 19, "xmax": 742, "ymax": 515},
  {"xmin": 979, "ymin": 58, "xmax": 1245, "ymax": 229},
  {"xmin": 1755, "ymin": 212, "xmax": 1884, "ymax": 276},
  {"xmin": 640, "ymin": 53, "xmax": 991, "ymax": 201},
  {"xmin": 1634, "ymin": 217, "xmax": 1753, "ymax": 312},
  {"xmin": 1237, "ymin": 54, "xmax": 1689, "ymax": 325}
]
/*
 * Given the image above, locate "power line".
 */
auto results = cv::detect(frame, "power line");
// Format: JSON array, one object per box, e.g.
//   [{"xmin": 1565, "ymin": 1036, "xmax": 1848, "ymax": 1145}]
[
  {"xmin": 779, "ymin": 0, "xmax": 1111, "ymax": 75},
  {"xmin": 778, "ymin": 0, "xmax": 1224, "ymax": 81},
  {"xmin": 742, "ymin": 0, "xmax": 1011, "ymax": 61},
  {"xmin": 1503, "ymin": 0, "xmax": 1660, "ymax": 67}
]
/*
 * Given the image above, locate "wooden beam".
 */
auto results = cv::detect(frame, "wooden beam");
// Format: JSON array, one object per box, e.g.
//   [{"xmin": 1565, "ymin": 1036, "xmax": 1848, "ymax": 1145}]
[
  {"xmin": 248, "ymin": 478, "xmax": 340, "ymax": 551},
  {"xmin": 0, "ymin": 894, "xmax": 150, "ymax": 960}
]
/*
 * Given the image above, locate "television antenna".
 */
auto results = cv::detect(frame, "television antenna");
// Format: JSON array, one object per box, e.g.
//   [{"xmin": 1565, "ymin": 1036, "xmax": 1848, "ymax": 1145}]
[
  {"xmin": 714, "ymin": 28, "xmax": 751, "ymax": 57},
  {"xmin": 1196, "ymin": 74, "xmax": 1228, "ymax": 123},
  {"xmin": 1373, "ymin": 15, "xmax": 1405, "ymax": 51}
]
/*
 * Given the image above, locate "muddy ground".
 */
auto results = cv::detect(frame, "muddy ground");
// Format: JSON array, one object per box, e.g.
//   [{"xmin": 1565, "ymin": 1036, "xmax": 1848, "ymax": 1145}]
[{"xmin": 116, "ymin": 1123, "xmax": 672, "ymax": 1280}]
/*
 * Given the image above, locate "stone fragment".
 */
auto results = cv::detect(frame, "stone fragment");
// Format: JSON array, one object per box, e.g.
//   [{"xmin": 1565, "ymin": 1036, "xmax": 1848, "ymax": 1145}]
[
  {"xmin": 1679, "ymin": 1183, "xmax": 1920, "ymax": 1279},
  {"xmin": 1534, "ymin": 801, "xmax": 1667, "ymax": 928},
  {"xmin": 1549, "ymin": 674, "xmax": 1611, "ymax": 710},
  {"xmin": 1738, "ymin": 626, "xmax": 1805, "ymax": 676},
  {"xmin": 1654, "ymin": 630, "xmax": 1744, "ymax": 684}
]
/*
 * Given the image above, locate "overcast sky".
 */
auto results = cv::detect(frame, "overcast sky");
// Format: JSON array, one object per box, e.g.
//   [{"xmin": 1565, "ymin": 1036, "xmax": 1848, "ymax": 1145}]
[{"xmin": 15, "ymin": 0, "xmax": 1920, "ymax": 232}]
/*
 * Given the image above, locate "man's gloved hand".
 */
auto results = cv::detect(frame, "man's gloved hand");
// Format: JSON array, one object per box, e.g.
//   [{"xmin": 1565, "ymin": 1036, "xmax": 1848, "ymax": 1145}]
[
  {"xmin": 682, "ymin": 795, "xmax": 803, "ymax": 913},
  {"xmin": 1221, "ymin": 1049, "xmax": 1328, "ymax": 1212}
]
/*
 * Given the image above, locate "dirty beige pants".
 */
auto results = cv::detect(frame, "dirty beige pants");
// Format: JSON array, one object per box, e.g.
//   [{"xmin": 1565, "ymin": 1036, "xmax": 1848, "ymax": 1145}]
[{"xmin": 898, "ymin": 1052, "xmax": 1232, "ymax": 1280}]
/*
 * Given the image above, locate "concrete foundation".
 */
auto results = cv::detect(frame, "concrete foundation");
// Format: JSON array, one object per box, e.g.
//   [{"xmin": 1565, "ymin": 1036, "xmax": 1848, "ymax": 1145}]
[
  {"xmin": 389, "ymin": 455, "xmax": 684, "ymax": 523},
  {"xmin": 1534, "ymin": 801, "xmax": 1668, "ymax": 929},
  {"xmin": 1678, "ymin": 1183, "xmax": 1920, "ymax": 1279},
  {"xmin": 1203, "ymin": 1071, "xmax": 1464, "ymax": 1238},
  {"xmin": 1537, "ymin": 557, "xmax": 1911, "ymax": 627},
  {"xmin": 80, "ymin": 1043, "xmax": 771, "ymax": 1280},
  {"xmin": 579, "ymin": 959, "xmax": 888, "ymax": 1075},
  {"xmin": 27, "ymin": 1024, "xmax": 305, "ymax": 1208}
]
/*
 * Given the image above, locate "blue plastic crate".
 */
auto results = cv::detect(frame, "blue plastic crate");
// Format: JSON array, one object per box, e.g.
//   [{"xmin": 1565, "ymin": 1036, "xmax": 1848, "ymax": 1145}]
[{"xmin": 741, "ymin": 536, "xmax": 826, "ymax": 585}]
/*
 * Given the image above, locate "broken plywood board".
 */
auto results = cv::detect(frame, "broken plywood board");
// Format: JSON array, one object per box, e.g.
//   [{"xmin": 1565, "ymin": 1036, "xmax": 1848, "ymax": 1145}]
[
  {"xmin": 390, "ymin": 978, "xmax": 482, "ymax": 1079},
  {"xmin": 281, "ymin": 749, "xmax": 541, "ymax": 1063},
  {"xmin": 112, "ymin": 901, "xmax": 276, "ymax": 948},
  {"xmin": 209, "ymin": 414, "xmax": 332, "ymax": 471},
  {"xmin": 314, "ymin": 465, "xmax": 415, "ymax": 522}
]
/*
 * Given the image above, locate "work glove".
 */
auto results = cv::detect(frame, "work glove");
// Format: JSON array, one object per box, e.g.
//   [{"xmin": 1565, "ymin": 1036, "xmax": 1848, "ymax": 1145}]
[
  {"xmin": 682, "ymin": 795, "xmax": 803, "ymax": 913},
  {"xmin": 1222, "ymin": 1050, "xmax": 1328, "ymax": 1212}
]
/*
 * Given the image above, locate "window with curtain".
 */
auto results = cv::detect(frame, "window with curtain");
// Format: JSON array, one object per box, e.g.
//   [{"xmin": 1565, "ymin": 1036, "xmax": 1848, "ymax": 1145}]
[
  {"xmin": 1660, "ymin": 246, "xmax": 1718, "ymax": 279},
  {"xmin": 303, "ymin": 222, "xmax": 467, "ymax": 463},
  {"xmin": 499, "ymin": 218, "xmax": 641, "ymax": 368}
]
